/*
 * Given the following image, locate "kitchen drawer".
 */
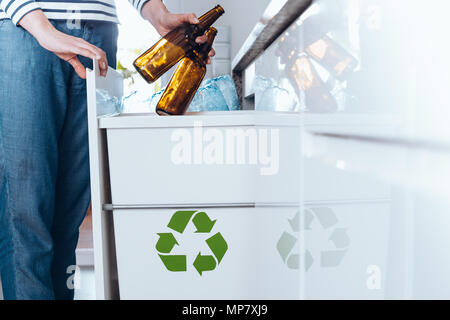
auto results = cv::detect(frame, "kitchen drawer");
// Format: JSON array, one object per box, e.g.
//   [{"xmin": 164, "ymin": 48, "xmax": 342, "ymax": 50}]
[
  {"xmin": 113, "ymin": 206, "xmax": 301, "ymax": 299},
  {"xmin": 104, "ymin": 112, "xmax": 300, "ymax": 206},
  {"xmin": 112, "ymin": 202, "xmax": 396, "ymax": 299},
  {"xmin": 301, "ymin": 202, "xmax": 391, "ymax": 299},
  {"xmin": 302, "ymin": 158, "xmax": 391, "ymax": 202},
  {"xmin": 212, "ymin": 59, "xmax": 231, "ymax": 77},
  {"xmin": 213, "ymin": 43, "xmax": 231, "ymax": 59},
  {"xmin": 215, "ymin": 26, "xmax": 231, "ymax": 43},
  {"xmin": 206, "ymin": 60, "xmax": 232, "ymax": 78},
  {"xmin": 107, "ymin": 126, "xmax": 254, "ymax": 205},
  {"xmin": 301, "ymin": 119, "xmax": 395, "ymax": 202}
]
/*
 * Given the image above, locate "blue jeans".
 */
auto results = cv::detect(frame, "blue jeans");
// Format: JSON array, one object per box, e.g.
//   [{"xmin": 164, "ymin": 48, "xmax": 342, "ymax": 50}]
[{"xmin": 0, "ymin": 19, "xmax": 118, "ymax": 300}]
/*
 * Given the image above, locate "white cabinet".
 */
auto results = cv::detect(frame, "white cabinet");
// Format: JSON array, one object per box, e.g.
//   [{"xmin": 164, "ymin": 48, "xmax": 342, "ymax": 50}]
[
  {"xmin": 99, "ymin": 111, "xmax": 302, "ymax": 299},
  {"xmin": 302, "ymin": 202, "xmax": 391, "ymax": 299},
  {"xmin": 113, "ymin": 206, "xmax": 300, "ymax": 299}
]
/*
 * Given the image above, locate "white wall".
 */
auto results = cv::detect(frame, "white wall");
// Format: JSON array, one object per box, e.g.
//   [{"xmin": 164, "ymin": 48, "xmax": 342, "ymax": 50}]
[{"xmin": 165, "ymin": 0, "xmax": 272, "ymax": 59}]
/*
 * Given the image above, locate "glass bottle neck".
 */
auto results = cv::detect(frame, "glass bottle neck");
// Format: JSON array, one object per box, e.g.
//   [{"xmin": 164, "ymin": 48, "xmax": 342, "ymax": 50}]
[{"xmin": 197, "ymin": 5, "xmax": 224, "ymax": 31}]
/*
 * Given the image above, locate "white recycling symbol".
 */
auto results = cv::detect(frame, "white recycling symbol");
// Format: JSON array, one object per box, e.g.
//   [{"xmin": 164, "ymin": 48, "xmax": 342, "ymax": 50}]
[{"xmin": 276, "ymin": 207, "xmax": 350, "ymax": 271}]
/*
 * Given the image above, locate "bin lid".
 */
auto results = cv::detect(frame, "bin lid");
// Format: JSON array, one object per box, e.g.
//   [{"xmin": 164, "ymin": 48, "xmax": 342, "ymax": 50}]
[{"xmin": 98, "ymin": 111, "xmax": 301, "ymax": 129}]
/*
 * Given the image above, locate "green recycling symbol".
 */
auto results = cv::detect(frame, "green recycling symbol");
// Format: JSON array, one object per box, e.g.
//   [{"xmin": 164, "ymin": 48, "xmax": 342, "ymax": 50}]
[
  {"xmin": 156, "ymin": 210, "xmax": 228, "ymax": 275},
  {"xmin": 277, "ymin": 207, "xmax": 350, "ymax": 271}
]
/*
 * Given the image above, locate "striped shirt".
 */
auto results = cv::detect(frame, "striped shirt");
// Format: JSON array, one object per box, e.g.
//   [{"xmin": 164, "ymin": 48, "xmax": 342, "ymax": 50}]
[{"xmin": 0, "ymin": 0, "xmax": 150, "ymax": 25}]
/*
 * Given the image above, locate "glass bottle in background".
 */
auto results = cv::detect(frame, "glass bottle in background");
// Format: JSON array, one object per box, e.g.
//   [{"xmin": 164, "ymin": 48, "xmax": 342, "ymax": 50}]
[
  {"xmin": 133, "ymin": 5, "xmax": 224, "ymax": 83},
  {"xmin": 287, "ymin": 54, "xmax": 338, "ymax": 113},
  {"xmin": 306, "ymin": 35, "xmax": 358, "ymax": 80},
  {"xmin": 156, "ymin": 27, "xmax": 218, "ymax": 116}
]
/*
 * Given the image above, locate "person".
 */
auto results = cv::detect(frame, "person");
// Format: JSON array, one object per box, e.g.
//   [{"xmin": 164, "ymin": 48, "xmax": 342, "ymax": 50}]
[{"xmin": 0, "ymin": 0, "xmax": 215, "ymax": 300}]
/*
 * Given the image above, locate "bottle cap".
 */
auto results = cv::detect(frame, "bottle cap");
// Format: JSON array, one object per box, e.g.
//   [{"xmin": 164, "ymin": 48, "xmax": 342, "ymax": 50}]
[{"xmin": 215, "ymin": 5, "xmax": 225, "ymax": 14}]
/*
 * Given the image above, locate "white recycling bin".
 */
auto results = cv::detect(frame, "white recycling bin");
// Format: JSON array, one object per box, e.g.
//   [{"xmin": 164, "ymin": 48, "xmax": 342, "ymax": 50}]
[
  {"xmin": 99, "ymin": 111, "xmax": 302, "ymax": 300},
  {"xmin": 86, "ymin": 62, "xmax": 302, "ymax": 300}
]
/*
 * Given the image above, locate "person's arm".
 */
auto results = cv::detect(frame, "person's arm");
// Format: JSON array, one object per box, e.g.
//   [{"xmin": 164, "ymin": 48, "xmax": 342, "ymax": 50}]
[
  {"xmin": 0, "ymin": 2, "xmax": 108, "ymax": 79},
  {"xmin": 19, "ymin": 10, "xmax": 108, "ymax": 78},
  {"xmin": 137, "ymin": 0, "xmax": 215, "ymax": 64},
  {"xmin": 0, "ymin": 0, "xmax": 40, "ymax": 26}
]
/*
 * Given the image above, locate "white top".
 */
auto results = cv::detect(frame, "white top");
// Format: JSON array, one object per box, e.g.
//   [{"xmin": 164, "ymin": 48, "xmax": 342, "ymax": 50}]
[{"xmin": 0, "ymin": 0, "xmax": 148, "ymax": 25}]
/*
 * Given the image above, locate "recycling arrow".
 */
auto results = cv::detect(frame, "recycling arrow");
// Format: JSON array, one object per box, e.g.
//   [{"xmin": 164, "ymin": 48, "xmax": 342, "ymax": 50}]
[
  {"xmin": 206, "ymin": 232, "xmax": 228, "ymax": 264},
  {"xmin": 167, "ymin": 210, "xmax": 196, "ymax": 233},
  {"xmin": 276, "ymin": 231, "xmax": 297, "ymax": 262},
  {"xmin": 156, "ymin": 233, "xmax": 179, "ymax": 253},
  {"xmin": 193, "ymin": 252, "xmax": 217, "ymax": 275},
  {"xmin": 314, "ymin": 207, "xmax": 338, "ymax": 229},
  {"xmin": 276, "ymin": 208, "xmax": 350, "ymax": 271},
  {"xmin": 328, "ymin": 228, "xmax": 350, "ymax": 249},
  {"xmin": 304, "ymin": 209, "xmax": 314, "ymax": 230},
  {"xmin": 156, "ymin": 210, "xmax": 228, "ymax": 275},
  {"xmin": 158, "ymin": 254, "xmax": 187, "ymax": 271},
  {"xmin": 288, "ymin": 211, "xmax": 300, "ymax": 232},
  {"xmin": 321, "ymin": 250, "xmax": 347, "ymax": 267},
  {"xmin": 287, "ymin": 254, "xmax": 299, "ymax": 269},
  {"xmin": 305, "ymin": 250, "xmax": 314, "ymax": 271},
  {"xmin": 193, "ymin": 212, "xmax": 216, "ymax": 233}
]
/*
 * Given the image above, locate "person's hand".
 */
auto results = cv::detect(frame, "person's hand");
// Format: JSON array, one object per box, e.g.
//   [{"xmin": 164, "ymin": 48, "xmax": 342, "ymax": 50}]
[
  {"xmin": 38, "ymin": 28, "xmax": 109, "ymax": 78},
  {"xmin": 155, "ymin": 12, "xmax": 216, "ymax": 64},
  {"xmin": 141, "ymin": 0, "xmax": 215, "ymax": 64},
  {"xmin": 18, "ymin": 10, "xmax": 108, "ymax": 78}
]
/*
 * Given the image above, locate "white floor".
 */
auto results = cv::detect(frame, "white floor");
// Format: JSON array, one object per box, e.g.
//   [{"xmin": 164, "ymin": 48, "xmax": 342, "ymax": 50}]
[{"xmin": 74, "ymin": 266, "xmax": 96, "ymax": 300}]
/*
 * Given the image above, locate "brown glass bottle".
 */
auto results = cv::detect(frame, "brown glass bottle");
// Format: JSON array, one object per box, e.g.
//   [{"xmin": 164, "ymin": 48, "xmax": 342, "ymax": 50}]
[
  {"xmin": 306, "ymin": 35, "xmax": 357, "ymax": 79},
  {"xmin": 156, "ymin": 27, "xmax": 217, "ymax": 116},
  {"xmin": 288, "ymin": 54, "xmax": 338, "ymax": 113},
  {"xmin": 133, "ymin": 5, "xmax": 224, "ymax": 83}
]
